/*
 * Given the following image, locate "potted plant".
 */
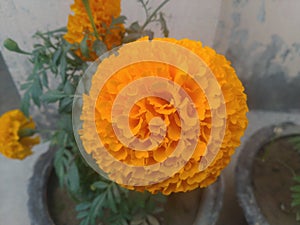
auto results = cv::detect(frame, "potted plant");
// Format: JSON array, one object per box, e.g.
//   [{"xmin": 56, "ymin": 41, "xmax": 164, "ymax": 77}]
[
  {"xmin": 27, "ymin": 146, "xmax": 225, "ymax": 225},
  {"xmin": 1, "ymin": 0, "xmax": 248, "ymax": 224},
  {"xmin": 236, "ymin": 122, "xmax": 300, "ymax": 225}
]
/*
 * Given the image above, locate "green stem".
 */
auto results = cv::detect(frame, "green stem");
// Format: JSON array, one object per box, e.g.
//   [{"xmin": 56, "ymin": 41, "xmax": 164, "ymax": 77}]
[
  {"xmin": 139, "ymin": 0, "xmax": 149, "ymax": 18},
  {"xmin": 82, "ymin": 0, "xmax": 100, "ymax": 39},
  {"xmin": 41, "ymin": 27, "xmax": 67, "ymax": 35},
  {"xmin": 141, "ymin": 0, "xmax": 170, "ymax": 30}
]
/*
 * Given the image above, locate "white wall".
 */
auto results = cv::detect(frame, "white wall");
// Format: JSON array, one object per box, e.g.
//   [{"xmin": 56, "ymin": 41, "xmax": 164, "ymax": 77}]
[
  {"xmin": 0, "ymin": 0, "xmax": 222, "ymax": 92},
  {"xmin": 0, "ymin": 1, "xmax": 71, "ymax": 89}
]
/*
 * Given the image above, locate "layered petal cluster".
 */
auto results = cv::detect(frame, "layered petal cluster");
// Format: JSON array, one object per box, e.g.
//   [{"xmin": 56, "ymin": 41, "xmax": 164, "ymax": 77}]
[
  {"xmin": 80, "ymin": 38, "xmax": 248, "ymax": 194},
  {"xmin": 64, "ymin": 0, "xmax": 124, "ymax": 60},
  {"xmin": 0, "ymin": 110, "xmax": 40, "ymax": 160}
]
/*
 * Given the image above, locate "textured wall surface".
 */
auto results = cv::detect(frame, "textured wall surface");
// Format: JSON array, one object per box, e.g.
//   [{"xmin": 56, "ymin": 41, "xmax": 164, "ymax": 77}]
[
  {"xmin": 214, "ymin": 0, "xmax": 300, "ymax": 110},
  {"xmin": 0, "ymin": 0, "xmax": 222, "ymax": 92},
  {"xmin": 0, "ymin": 1, "xmax": 71, "ymax": 89},
  {"xmin": 1, "ymin": 1, "xmax": 299, "ymax": 111}
]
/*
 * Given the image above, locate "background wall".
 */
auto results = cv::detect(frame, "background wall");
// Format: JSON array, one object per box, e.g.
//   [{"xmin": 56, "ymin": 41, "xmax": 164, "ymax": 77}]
[
  {"xmin": 0, "ymin": 0, "xmax": 222, "ymax": 92},
  {"xmin": 0, "ymin": 1, "xmax": 71, "ymax": 90},
  {"xmin": 214, "ymin": 0, "xmax": 300, "ymax": 110},
  {"xmin": 1, "ymin": 0, "xmax": 300, "ymax": 108}
]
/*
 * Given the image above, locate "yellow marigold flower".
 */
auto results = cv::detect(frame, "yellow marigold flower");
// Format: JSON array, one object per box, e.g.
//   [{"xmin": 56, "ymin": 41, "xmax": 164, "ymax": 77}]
[
  {"xmin": 0, "ymin": 109, "xmax": 40, "ymax": 160},
  {"xmin": 64, "ymin": 0, "xmax": 124, "ymax": 60},
  {"xmin": 80, "ymin": 38, "xmax": 248, "ymax": 194}
]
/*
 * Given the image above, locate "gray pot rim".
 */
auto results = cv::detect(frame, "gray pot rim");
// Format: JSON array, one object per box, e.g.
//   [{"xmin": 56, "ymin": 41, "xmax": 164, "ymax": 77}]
[
  {"xmin": 27, "ymin": 148, "xmax": 224, "ymax": 225},
  {"xmin": 235, "ymin": 122, "xmax": 300, "ymax": 225}
]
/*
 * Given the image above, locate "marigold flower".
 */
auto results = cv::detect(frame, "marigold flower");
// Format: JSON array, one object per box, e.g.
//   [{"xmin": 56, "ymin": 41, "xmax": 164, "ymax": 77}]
[
  {"xmin": 64, "ymin": 0, "xmax": 124, "ymax": 60},
  {"xmin": 80, "ymin": 38, "xmax": 248, "ymax": 194},
  {"xmin": 0, "ymin": 109, "xmax": 40, "ymax": 160}
]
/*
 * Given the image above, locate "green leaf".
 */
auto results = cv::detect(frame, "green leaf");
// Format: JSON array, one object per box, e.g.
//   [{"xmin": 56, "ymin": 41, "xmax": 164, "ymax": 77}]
[
  {"xmin": 66, "ymin": 162, "xmax": 80, "ymax": 193},
  {"xmin": 292, "ymin": 193, "xmax": 300, "ymax": 199},
  {"xmin": 30, "ymin": 79, "xmax": 43, "ymax": 107},
  {"xmin": 53, "ymin": 148, "xmax": 66, "ymax": 187},
  {"xmin": 91, "ymin": 193, "xmax": 106, "ymax": 221},
  {"xmin": 128, "ymin": 22, "xmax": 142, "ymax": 33},
  {"xmin": 52, "ymin": 130, "xmax": 68, "ymax": 146},
  {"xmin": 58, "ymin": 114, "xmax": 73, "ymax": 133},
  {"xmin": 77, "ymin": 211, "xmax": 89, "ymax": 219},
  {"xmin": 76, "ymin": 202, "xmax": 91, "ymax": 211},
  {"xmin": 292, "ymin": 199, "xmax": 300, "ymax": 207},
  {"xmin": 80, "ymin": 218, "xmax": 90, "ymax": 225},
  {"xmin": 294, "ymin": 143, "xmax": 300, "ymax": 150},
  {"xmin": 291, "ymin": 185, "xmax": 300, "ymax": 192},
  {"xmin": 80, "ymin": 34, "xmax": 90, "ymax": 58},
  {"xmin": 41, "ymin": 90, "xmax": 67, "ymax": 103},
  {"xmin": 92, "ymin": 181, "xmax": 109, "ymax": 190},
  {"xmin": 20, "ymin": 92, "xmax": 31, "ymax": 117},
  {"xmin": 33, "ymin": 43, "xmax": 44, "ymax": 49},
  {"xmin": 159, "ymin": 12, "xmax": 169, "ymax": 37},
  {"xmin": 112, "ymin": 183, "xmax": 121, "ymax": 204},
  {"xmin": 92, "ymin": 40, "xmax": 107, "ymax": 57},
  {"xmin": 294, "ymin": 176, "xmax": 300, "ymax": 183},
  {"xmin": 289, "ymin": 136, "xmax": 300, "ymax": 143},
  {"xmin": 52, "ymin": 47, "xmax": 62, "ymax": 66},
  {"xmin": 93, "ymin": 193, "xmax": 106, "ymax": 209},
  {"xmin": 291, "ymin": 175, "xmax": 300, "ymax": 219},
  {"xmin": 111, "ymin": 16, "xmax": 127, "ymax": 26},
  {"xmin": 63, "ymin": 80, "xmax": 75, "ymax": 95},
  {"xmin": 20, "ymin": 82, "xmax": 32, "ymax": 91},
  {"xmin": 59, "ymin": 97, "xmax": 73, "ymax": 113},
  {"xmin": 60, "ymin": 53, "xmax": 67, "ymax": 81},
  {"xmin": 107, "ymin": 188, "xmax": 117, "ymax": 213},
  {"xmin": 41, "ymin": 70, "xmax": 49, "ymax": 88}
]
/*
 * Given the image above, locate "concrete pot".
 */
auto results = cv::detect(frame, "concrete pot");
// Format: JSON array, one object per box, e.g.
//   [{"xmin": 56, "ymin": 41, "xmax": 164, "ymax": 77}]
[
  {"xmin": 236, "ymin": 122, "xmax": 300, "ymax": 225},
  {"xmin": 28, "ymin": 148, "xmax": 224, "ymax": 225}
]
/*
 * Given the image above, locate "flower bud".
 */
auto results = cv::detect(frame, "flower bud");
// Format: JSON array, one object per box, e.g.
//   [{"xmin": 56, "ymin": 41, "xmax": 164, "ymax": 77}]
[{"xmin": 3, "ymin": 38, "xmax": 30, "ymax": 55}]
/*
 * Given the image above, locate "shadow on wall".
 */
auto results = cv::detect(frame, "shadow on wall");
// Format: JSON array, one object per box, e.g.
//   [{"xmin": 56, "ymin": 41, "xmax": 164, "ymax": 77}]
[
  {"xmin": 226, "ymin": 35, "xmax": 300, "ymax": 111},
  {"xmin": 0, "ymin": 51, "xmax": 20, "ymax": 114},
  {"xmin": 241, "ymin": 73, "xmax": 300, "ymax": 111},
  {"xmin": 215, "ymin": 0, "xmax": 300, "ymax": 112}
]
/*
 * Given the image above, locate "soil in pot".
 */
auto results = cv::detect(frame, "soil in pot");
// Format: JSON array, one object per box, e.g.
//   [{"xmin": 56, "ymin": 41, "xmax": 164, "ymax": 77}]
[
  {"xmin": 164, "ymin": 188, "xmax": 202, "ymax": 225},
  {"xmin": 47, "ymin": 171, "xmax": 80, "ymax": 225},
  {"xmin": 47, "ymin": 170, "xmax": 204, "ymax": 225},
  {"xmin": 252, "ymin": 136, "xmax": 300, "ymax": 225}
]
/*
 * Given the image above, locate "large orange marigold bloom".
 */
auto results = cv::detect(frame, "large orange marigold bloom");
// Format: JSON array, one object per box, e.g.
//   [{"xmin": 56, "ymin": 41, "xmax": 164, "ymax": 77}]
[
  {"xmin": 80, "ymin": 38, "xmax": 248, "ymax": 194},
  {"xmin": 64, "ymin": 0, "xmax": 124, "ymax": 60},
  {"xmin": 0, "ymin": 109, "xmax": 40, "ymax": 160}
]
